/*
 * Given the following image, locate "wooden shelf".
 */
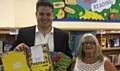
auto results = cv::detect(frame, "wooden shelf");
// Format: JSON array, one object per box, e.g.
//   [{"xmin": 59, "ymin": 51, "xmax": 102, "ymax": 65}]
[
  {"xmin": 102, "ymin": 48, "xmax": 120, "ymax": 70},
  {"xmin": 0, "ymin": 27, "xmax": 19, "ymax": 34},
  {"xmin": 105, "ymin": 31, "xmax": 120, "ymax": 34},
  {"xmin": 102, "ymin": 48, "xmax": 120, "ymax": 51},
  {"xmin": 115, "ymin": 64, "xmax": 120, "ymax": 67},
  {"xmin": 1, "ymin": 27, "xmax": 120, "ymax": 70},
  {"xmin": 115, "ymin": 64, "xmax": 120, "ymax": 70},
  {"xmin": 102, "ymin": 48, "xmax": 120, "ymax": 55}
]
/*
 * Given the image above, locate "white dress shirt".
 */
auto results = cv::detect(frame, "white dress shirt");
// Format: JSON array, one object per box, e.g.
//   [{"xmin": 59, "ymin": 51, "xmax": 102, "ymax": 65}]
[{"xmin": 34, "ymin": 25, "xmax": 54, "ymax": 51}]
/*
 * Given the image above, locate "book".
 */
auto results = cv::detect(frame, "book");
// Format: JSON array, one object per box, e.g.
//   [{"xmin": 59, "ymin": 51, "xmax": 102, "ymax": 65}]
[
  {"xmin": 50, "ymin": 52, "xmax": 62, "ymax": 66},
  {"xmin": 113, "ymin": 38, "xmax": 119, "ymax": 47},
  {"xmin": 50, "ymin": 52, "xmax": 72, "ymax": 71},
  {"xmin": 108, "ymin": 38, "xmax": 114, "ymax": 47},
  {"xmin": 101, "ymin": 38, "xmax": 107, "ymax": 49},
  {"xmin": 3, "ymin": 40, "xmax": 13, "ymax": 53},
  {"xmin": 1, "ymin": 51, "xmax": 29, "ymax": 71},
  {"xmin": 0, "ymin": 41, "xmax": 3, "ymax": 55},
  {"xmin": 26, "ymin": 44, "xmax": 54, "ymax": 71}
]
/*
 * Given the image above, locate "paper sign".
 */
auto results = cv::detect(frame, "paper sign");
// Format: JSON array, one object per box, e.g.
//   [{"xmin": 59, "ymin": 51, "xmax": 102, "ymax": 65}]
[
  {"xmin": 30, "ymin": 45, "xmax": 44, "ymax": 63},
  {"xmin": 13, "ymin": 62, "xmax": 22, "ymax": 68},
  {"xmin": 9, "ymin": 29, "xmax": 19, "ymax": 35}
]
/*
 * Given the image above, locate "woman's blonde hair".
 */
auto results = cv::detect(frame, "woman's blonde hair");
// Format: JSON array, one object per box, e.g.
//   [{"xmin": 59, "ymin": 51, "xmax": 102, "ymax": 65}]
[{"xmin": 77, "ymin": 33, "xmax": 104, "ymax": 62}]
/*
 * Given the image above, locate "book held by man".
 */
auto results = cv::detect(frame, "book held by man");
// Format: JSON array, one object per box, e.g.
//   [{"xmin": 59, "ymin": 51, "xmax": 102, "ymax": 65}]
[
  {"xmin": 1, "ymin": 51, "xmax": 30, "ymax": 71},
  {"xmin": 50, "ymin": 51, "xmax": 72, "ymax": 71},
  {"xmin": 26, "ymin": 44, "xmax": 54, "ymax": 71}
]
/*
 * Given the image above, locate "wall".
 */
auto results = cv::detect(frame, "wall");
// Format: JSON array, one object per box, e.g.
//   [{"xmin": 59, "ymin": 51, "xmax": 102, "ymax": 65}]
[
  {"xmin": 14, "ymin": 0, "xmax": 37, "ymax": 27},
  {"xmin": 52, "ymin": 22, "xmax": 120, "ymax": 30},
  {"xmin": 0, "ymin": 0, "xmax": 15, "ymax": 27},
  {"xmin": 0, "ymin": 0, "xmax": 120, "ymax": 30}
]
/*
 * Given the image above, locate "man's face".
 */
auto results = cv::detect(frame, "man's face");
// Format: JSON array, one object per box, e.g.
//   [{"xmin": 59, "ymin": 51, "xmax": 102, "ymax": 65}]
[{"xmin": 36, "ymin": 6, "xmax": 54, "ymax": 29}]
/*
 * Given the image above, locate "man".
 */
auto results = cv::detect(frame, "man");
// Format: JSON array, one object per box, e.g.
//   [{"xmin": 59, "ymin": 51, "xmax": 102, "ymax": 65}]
[{"xmin": 10, "ymin": 0, "xmax": 72, "ymax": 71}]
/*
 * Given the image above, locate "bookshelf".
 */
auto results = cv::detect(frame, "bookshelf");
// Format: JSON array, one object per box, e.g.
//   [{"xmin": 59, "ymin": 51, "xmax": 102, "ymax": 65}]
[
  {"xmin": 1, "ymin": 27, "xmax": 120, "ymax": 70},
  {"xmin": 0, "ymin": 27, "xmax": 18, "ymax": 55},
  {"xmin": 68, "ymin": 30, "xmax": 120, "ymax": 70},
  {"xmin": 102, "ymin": 48, "xmax": 120, "ymax": 70},
  {"xmin": 0, "ymin": 27, "xmax": 18, "ymax": 41},
  {"xmin": 98, "ymin": 30, "xmax": 120, "ymax": 71}
]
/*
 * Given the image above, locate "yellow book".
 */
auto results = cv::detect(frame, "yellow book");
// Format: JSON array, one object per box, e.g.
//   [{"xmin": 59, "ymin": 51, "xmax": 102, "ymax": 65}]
[
  {"xmin": 28, "ymin": 44, "xmax": 54, "ymax": 71},
  {"xmin": 1, "ymin": 51, "xmax": 29, "ymax": 71},
  {"xmin": 102, "ymin": 38, "xmax": 106, "ymax": 49}
]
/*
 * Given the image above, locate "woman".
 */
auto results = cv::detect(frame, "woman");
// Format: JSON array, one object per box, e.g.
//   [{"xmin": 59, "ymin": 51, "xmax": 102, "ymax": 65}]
[{"xmin": 70, "ymin": 33, "xmax": 117, "ymax": 71}]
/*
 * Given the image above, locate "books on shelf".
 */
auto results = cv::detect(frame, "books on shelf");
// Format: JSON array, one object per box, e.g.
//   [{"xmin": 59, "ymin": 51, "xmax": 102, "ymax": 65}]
[
  {"xmin": 106, "ymin": 38, "xmax": 120, "ymax": 48},
  {"xmin": 102, "ymin": 38, "xmax": 106, "ymax": 49},
  {"xmin": 50, "ymin": 52, "xmax": 72, "ymax": 71},
  {"xmin": 3, "ymin": 40, "xmax": 13, "ymax": 53},
  {"xmin": 113, "ymin": 38, "xmax": 119, "ymax": 47},
  {"xmin": 0, "ymin": 40, "xmax": 14, "ymax": 55},
  {"xmin": 0, "ymin": 41, "xmax": 3, "ymax": 55},
  {"xmin": 105, "ymin": 54, "xmax": 120, "ymax": 65}
]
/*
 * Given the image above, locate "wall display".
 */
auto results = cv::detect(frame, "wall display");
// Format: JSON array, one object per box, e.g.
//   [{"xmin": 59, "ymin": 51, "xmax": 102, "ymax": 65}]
[{"xmin": 51, "ymin": 0, "xmax": 120, "ymax": 22}]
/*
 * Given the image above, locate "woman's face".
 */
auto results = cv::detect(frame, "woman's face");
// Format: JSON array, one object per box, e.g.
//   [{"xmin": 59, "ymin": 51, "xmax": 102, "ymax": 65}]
[{"xmin": 82, "ymin": 41, "xmax": 96, "ymax": 53}]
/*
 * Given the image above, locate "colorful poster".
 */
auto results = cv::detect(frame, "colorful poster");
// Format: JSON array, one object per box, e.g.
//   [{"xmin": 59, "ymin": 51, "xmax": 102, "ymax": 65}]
[{"xmin": 51, "ymin": 0, "xmax": 120, "ymax": 22}]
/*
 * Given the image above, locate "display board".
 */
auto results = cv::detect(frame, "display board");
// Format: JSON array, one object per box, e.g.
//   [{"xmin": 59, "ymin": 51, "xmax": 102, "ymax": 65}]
[{"xmin": 51, "ymin": 0, "xmax": 120, "ymax": 22}]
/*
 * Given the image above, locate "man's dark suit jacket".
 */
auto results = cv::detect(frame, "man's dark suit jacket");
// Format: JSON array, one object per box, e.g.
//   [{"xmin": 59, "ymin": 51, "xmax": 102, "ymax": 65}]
[{"xmin": 10, "ymin": 25, "xmax": 72, "ymax": 58}]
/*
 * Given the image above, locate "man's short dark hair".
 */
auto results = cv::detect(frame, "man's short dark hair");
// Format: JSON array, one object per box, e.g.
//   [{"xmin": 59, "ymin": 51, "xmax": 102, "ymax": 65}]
[{"xmin": 36, "ymin": 0, "xmax": 54, "ymax": 12}]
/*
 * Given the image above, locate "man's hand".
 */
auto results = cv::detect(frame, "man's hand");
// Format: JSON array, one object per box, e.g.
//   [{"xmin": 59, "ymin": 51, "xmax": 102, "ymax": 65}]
[{"xmin": 14, "ymin": 43, "xmax": 29, "ymax": 51}]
